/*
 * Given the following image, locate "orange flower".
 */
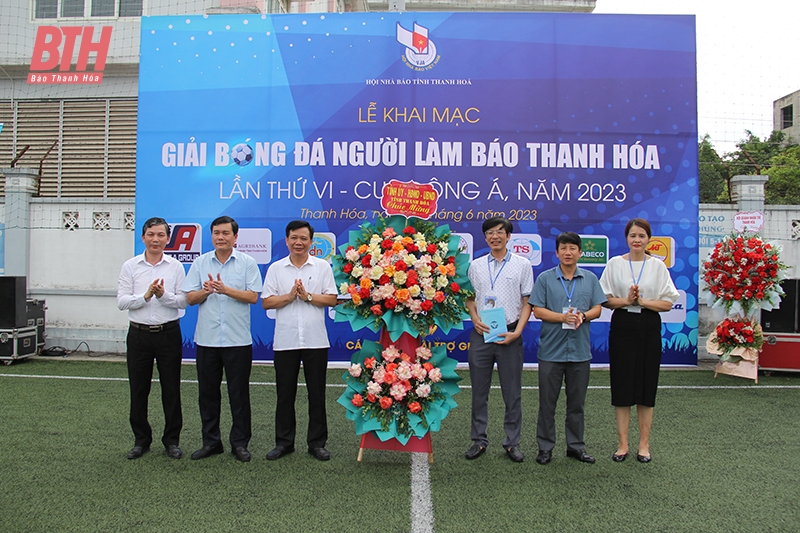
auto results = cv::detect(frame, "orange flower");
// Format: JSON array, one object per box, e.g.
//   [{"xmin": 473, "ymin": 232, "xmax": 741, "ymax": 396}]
[
  {"xmin": 400, "ymin": 352, "xmax": 411, "ymax": 362},
  {"xmin": 360, "ymin": 278, "xmax": 373, "ymax": 289},
  {"xmin": 408, "ymin": 401, "xmax": 422, "ymax": 413},
  {"xmin": 351, "ymin": 394, "xmax": 364, "ymax": 407},
  {"xmin": 379, "ymin": 396, "xmax": 393, "ymax": 409},
  {"xmin": 437, "ymin": 264, "xmax": 448, "ymax": 275},
  {"xmin": 445, "ymin": 264, "xmax": 456, "ymax": 277},
  {"xmin": 352, "ymin": 294, "xmax": 362, "ymax": 306},
  {"xmin": 383, "ymin": 264, "xmax": 397, "ymax": 277},
  {"xmin": 384, "ymin": 372, "xmax": 396, "ymax": 385},
  {"xmin": 396, "ymin": 288, "xmax": 411, "ymax": 302},
  {"xmin": 423, "ymin": 362, "xmax": 434, "ymax": 372},
  {"xmin": 358, "ymin": 244, "xmax": 368, "ymax": 254},
  {"xmin": 367, "ymin": 393, "xmax": 377, "ymax": 403},
  {"xmin": 364, "ymin": 357, "xmax": 376, "ymax": 369}
]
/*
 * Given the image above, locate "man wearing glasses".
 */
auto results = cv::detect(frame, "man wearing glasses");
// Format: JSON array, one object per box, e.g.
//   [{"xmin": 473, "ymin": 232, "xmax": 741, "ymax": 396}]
[{"xmin": 464, "ymin": 217, "xmax": 533, "ymax": 462}]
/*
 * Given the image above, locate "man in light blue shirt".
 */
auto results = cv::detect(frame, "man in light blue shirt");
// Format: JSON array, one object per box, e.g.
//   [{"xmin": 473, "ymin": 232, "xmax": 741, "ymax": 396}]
[
  {"xmin": 530, "ymin": 232, "xmax": 606, "ymax": 465},
  {"xmin": 183, "ymin": 216, "xmax": 262, "ymax": 462}
]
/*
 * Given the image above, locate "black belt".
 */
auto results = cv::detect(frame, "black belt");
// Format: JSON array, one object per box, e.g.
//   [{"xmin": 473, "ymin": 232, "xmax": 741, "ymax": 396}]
[
  {"xmin": 507, "ymin": 320, "xmax": 519, "ymax": 331},
  {"xmin": 130, "ymin": 320, "xmax": 179, "ymax": 333}
]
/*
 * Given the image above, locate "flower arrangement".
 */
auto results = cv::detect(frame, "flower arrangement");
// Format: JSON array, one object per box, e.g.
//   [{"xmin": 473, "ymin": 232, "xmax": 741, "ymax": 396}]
[
  {"xmin": 333, "ymin": 215, "xmax": 474, "ymax": 341},
  {"xmin": 702, "ymin": 232, "xmax": 787, "ymax": 316},
  {"xmin": 338, "ymin": 339, "xmax": 461, "ymax": 444},
  {"xmin": 709, "ymin": 317, "xmax": 764, "ymax": 361}
]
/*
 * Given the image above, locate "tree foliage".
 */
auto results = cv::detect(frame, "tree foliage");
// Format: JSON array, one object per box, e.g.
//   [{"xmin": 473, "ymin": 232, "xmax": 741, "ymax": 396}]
[{"xmin": 698, "ymin": 130, "xmax": 800, "ymax": 205}]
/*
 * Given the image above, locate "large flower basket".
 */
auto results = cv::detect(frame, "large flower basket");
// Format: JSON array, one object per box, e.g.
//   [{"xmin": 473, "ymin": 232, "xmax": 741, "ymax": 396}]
[
  {"xmin": 702, "ymin": 233, "xmax": 787, "ymax": 383},
  {"xmin": 333, "ymin": 215, "xmax": 472, "ymax": 461}
]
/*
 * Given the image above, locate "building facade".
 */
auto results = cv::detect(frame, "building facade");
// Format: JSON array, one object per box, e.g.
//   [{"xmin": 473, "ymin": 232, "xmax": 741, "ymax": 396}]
[{"xmin": 773, "ymin": 89, "xmax": 799, "ymax": 145}]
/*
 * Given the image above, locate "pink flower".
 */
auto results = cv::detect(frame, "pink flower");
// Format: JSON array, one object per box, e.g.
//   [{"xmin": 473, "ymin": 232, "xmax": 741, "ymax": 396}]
[
  {"xmin": 428, "ymin": 368, "xmax": 442, "ymax": 383},
  {"xmin": 415, "ymin": 383, "xmax": 431, "ymax": 398},
  {"xmin": 390, "ymin": 382, "xmax": 408, "ymax": 401},
  {"xmin": 348, "ymin": 364, "xmax": 362, "ymax": 378},
  {"xmin": 415, "ymin": 346, "xmax": 433, "ymax": 360}
]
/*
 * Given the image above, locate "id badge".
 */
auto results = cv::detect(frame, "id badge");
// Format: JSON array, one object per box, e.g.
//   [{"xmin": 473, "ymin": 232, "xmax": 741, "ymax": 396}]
[
  {"xmin": 627, "ymin": 305, "xmax": 642, "ymax": 314},
  {"xmin": 562, "ymin": 306, "xmax": 577, "ymax": 330},
  {"xmin": 484, "ymin": 296, "xmax": 498, "ymax": 310}
]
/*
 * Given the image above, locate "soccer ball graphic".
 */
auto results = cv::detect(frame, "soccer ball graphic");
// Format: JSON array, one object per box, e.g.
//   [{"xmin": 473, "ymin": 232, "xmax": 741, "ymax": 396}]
[{"xmin": 231, "ymin": 143, "xmax": 253, "ymax": 166}]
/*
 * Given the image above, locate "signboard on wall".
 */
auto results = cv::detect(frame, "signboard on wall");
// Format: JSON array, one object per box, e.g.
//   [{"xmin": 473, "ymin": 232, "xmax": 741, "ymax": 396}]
[{"xmin": 137, "ymin": 12, "xmax": 699, "ymax": 364}]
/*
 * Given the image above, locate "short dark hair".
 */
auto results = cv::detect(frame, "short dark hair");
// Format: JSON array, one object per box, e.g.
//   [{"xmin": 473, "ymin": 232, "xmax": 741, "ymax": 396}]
[
  {"xmin": 556, "ymin": 231, "xmax": 582, "ymax": 250},
  {"xmin": 482, "ymin": 216, "xmax": 513, "ymax": 235},
  {"xmin": 625, "ymin": 218, "xmax": 652, "ymax": 239},
  {"xmin": 141, "ymin": 217, "xmax": 170, "ymax": 238},
  {"xmin": 285, "ymin": 220, "xmax": 314, "ymax": 239},
  {"xmin": 210, "ymin": 215, "xmax": 238, "ymax": 235}
]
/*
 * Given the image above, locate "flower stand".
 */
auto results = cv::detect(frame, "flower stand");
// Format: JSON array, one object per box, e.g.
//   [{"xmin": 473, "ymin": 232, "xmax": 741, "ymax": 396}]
[
  {"xmin": 708, "ymin": 336, "xmax": 759, "ymax": 384},
  {"xmin": 357, "ymin": 431, "xmax": 433, "ymax": 463}
]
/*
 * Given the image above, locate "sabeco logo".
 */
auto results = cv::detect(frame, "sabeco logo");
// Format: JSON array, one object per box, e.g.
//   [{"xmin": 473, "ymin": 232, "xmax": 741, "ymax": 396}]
[
  {"xmin": 578, "ymin": 235, "xmax": 609, "ymax": 266},
  {"xmin": 28, "ymin": 26, "xmax": 112, "ymax": 85},
  {"xmin": 165, "ymin": 223, "xmax": 202, "ymax": 263}
]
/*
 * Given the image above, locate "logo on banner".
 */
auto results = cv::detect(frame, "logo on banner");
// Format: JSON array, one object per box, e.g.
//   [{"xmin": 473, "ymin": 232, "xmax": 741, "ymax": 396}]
[
  {"xmin": 396, "ymin": 22, "xmax": 439, "ymax": 70},
  {"xmin": 28, "ymin": 26, "xmax": 112, "ymax": 85},
  {"xmin": 508, "ymin": 234, "xmax": 542, "ymax": 266},
  {"xmin": 578, "ymin": 235, "xmax": 609, "ymax": 266},
  {"xmin": 646, "ymin": 236, "xmax": 675, "ymax": 268},
  {"xmin": 236, "ymin": 228, "xmax": 272, "ymax": 264},
  {"xmin": 453, "ymin": 233, "xmax": 474, "ymax": 262},
  {"xmin": 310, "ymin": 233, "xmax": 337, "ymax": 263},
  {"xmin": 166, "ymin": 224, "xmax": 202, "ymax": 263}
]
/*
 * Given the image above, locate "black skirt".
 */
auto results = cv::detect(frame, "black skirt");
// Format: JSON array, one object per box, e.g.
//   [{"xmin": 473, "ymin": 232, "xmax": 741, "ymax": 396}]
[{"xmin": 609, "ymin": 308, "xmax": 663, "ymax": 407}]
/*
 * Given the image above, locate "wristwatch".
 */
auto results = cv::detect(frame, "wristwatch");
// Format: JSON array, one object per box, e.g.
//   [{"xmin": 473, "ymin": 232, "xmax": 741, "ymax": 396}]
[
  {"xmin": 307, "ymin": 293, "xmax": 313, "ymax": 302},
  {"xmin": 580, "ymin": 311, "xmax": 587, "ymax": 322}
]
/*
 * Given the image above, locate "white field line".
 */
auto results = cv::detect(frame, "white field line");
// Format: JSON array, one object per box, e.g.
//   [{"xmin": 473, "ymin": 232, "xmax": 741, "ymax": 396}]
[
  {"xmin": 410, "ymin": 453, "xmax": 435, "ymax": 533},
  {"xmin": 3, "ymin": 374, "xmax": 800, "ymax": 391}
]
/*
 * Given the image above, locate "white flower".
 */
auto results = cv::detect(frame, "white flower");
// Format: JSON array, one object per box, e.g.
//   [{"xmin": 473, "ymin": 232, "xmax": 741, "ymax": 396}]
[
  {"xmin": 393, "ymin": 271, "xmax": 408, "ymax": 285},
  {"xmin": 352, "ymin": 265, "xmax": 364, "ymax": 278},
  {"xmin": 435, "ymin": 275, "xmax": 448, "ymax": 289},
  {"xmin": 428, "ymin": 368, "xmax": 442, "ymax": 382},
  {"xmin": 369, "ymin": 266, "xmax": 384, "ymax": 280},
  {"xmin": 366, "ymin": 381, "xmax": 382, "ymax": 396},
  {"xmin": 339, "ymin": 282, "xmax": 350, "ymax": 295},
  {"xmin": 396, "ymin": 361, "xmax": 413, "ymax": 381},
  {"xmin": 415, "ymin": 346, "xmax": 433, "ymax": 360},
  {"xmin": 415, "ymin": 383, "xmax": 431, "ymax": 398},
  {"xmin": 345, "ymin": 248, "xmax": 360, "ymax": 262},
  {"xmin": 348, "ymin": 364, "xmax": 362, "ymax": 378},
  {"xmin": 408, "ymin": 285, "xmax": 421, "ymax": 298}
]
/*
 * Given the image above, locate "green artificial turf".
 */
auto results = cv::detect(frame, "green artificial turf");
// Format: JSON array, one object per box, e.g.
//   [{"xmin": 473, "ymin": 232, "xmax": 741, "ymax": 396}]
[{"xmin": 1, "ymin": 359, "xmax": 799, "ymax": 532}]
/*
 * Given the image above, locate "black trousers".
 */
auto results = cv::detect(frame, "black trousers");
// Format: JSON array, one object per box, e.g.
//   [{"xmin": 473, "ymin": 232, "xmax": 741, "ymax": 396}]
[
  {"xmin": 274, "ymin": 348, "xmax": 329, "ymax": 449},
  {"xmin": 196, "ymin": 345, "xmax": 253, "ymax": 449},
  {"xmin": 126, "ymin": 324, "xmax": 183, "ymax": 448}
]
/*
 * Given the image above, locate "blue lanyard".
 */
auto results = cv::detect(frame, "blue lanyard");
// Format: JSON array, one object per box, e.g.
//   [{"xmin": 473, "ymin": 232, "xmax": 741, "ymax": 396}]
[
  {"xmin": 628, "ymin": 255, "xmax": 646, "ymax": 286},
  {"xmin": 558, "ymin": 267, "xmax": 576, "ymax": 305},
  {"xmin": 488, "ymin": 252, "xmax": 510, "ymax": 291}
]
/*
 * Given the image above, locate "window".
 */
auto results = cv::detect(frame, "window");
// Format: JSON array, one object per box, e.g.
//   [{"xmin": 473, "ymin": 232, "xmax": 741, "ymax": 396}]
[
  {"xmin": 0, "ymin": 99, "xmax": 137, "ymax": 198},
  {"xmin": 782, "ymin": 105, "xmax": 794, "ymax": 130},
  {"xmin": 34, "ymin": 0, "xmax": 142, "ymax": 18}
]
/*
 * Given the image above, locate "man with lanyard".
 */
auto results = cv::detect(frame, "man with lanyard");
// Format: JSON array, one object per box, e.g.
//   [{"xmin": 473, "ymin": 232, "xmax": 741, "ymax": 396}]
[
  {"xmin": 262, "ymin": 220, "xmax": 338, "ymax": 461},
  {"xmin": 183, "ymin": 216, "xmax": 262, "ymax": 462},
  {"xmin": 530, "ymin": 231, "xmax": 606, "ymax": 465},
  {"xmin": 117, "ymin": 217, "xmax": 187, "ymax": 460},
  {"xmin": 464, "ymin": 217, "xmax": 533, "ymax": 462}
]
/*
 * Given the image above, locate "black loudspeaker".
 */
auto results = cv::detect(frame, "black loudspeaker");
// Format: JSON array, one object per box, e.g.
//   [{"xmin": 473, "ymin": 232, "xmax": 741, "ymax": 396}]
[
  {"xmin": 761, "ymin": 279, "xmax": 798, "ymax": 333},
  {"xmin": 0, "ymin": 277, "xmax": 27, "ymax": 329}
]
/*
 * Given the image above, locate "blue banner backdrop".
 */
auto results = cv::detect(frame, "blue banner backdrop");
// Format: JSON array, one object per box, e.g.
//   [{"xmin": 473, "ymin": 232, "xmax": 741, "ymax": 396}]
[{"xmin": 137, "ymin": 12, "xmax": 699, "ymax": 365}]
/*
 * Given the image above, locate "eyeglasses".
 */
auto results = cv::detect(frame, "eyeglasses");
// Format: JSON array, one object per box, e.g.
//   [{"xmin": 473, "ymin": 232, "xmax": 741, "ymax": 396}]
[{"xmin": 484, "ymin": 229, "xmax": 507, "ymax": 237}]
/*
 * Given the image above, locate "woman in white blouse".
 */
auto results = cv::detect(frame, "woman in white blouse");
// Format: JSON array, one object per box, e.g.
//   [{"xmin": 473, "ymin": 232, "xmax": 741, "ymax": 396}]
[{"xmin": 599, "ymin": 219, "xmax": 679, "ymax": 463}]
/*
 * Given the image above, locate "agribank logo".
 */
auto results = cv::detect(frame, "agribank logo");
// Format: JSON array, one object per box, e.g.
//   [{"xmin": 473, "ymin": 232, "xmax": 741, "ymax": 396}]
[
  {"xmin": 28, "ymin": 26, "xmax": 112, "ymax": 85},
  {"xmin": 396, "ymin": 22, "xmax": 439, "ymax": 71}
]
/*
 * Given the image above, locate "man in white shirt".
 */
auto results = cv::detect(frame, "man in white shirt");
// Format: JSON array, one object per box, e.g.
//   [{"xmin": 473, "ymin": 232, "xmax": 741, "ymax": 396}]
[
  {"xmin": 262, "ymin": 220, "xmax": 338, "ymax": 461},
  {"xmin": 117, "ymin": 217, "xmax": 188, "ymax": 460}
]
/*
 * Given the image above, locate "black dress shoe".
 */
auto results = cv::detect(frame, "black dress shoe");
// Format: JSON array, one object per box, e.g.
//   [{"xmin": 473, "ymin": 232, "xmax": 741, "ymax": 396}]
[
  {"xmin": 308, "ymin": 447, "xmax": 331, "ymax": 461},
  {"xmin": 566, "ymin": 449, "xmax": 596, "ymax": 463},
  {"xmin": 465, "ymin": 443, "xmax": 486, "ymax": 460},
  {"xmin": 636, "ymin": 454, "xmax": 652, "ymax": 463},
  {"xmin": 266, "ymin": 445, "xmax": 295, "ymax": 461},
  {"xmin": 611, "ymin": 452, "xmax": 628, "ymax": 462},
  {"xmin": 126, "ymin": 445, "xmax": 149, "ymax": 460},
  {"xmin": 232, "ymin": 447, "xmax": 252, "ymax": 462},
  {"xmin": 190, "ymin": 445, "xmax": 224, "ymax": 460},
  {"xmin": 505, "ymin": 446, "xmax": 524, "ymax": 463},
  {"xmin": 535, "ymin": 449, "xmax": 552, "ymax": 464},
  {"xmin": 166, "ymin": 444, "xmax": 183, "ymax": 459}
]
